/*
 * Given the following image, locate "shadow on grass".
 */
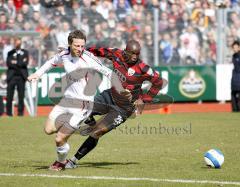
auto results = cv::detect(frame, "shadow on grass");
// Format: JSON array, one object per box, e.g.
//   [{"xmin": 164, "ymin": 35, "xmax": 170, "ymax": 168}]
[
  {"xmin": 12, "ymin": 161, "xmax": 139, "ymax": 170},
  {"xmin": 78, "ymin": 161, "xmax": 139, "ymax": 169}
]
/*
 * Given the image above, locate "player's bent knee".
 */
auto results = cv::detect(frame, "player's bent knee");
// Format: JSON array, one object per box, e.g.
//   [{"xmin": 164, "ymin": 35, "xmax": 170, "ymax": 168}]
[
  {"xmin": 44, "ymin": 127, "xmax": 54, "ymax": 135},
  {"xmin": 55, "ymin": 132, "xmax": 71, "ymax": 146},
  {"xmin": 90, "ymin": 127, "xmax": 109, "ymax": 139},
  {"xmin": 55, "ymin": 135, "xmax": 65, "ymax": 146},
  {"xmin": 44, "ymin": 119, "xmax": 57, "ymax": 135}
]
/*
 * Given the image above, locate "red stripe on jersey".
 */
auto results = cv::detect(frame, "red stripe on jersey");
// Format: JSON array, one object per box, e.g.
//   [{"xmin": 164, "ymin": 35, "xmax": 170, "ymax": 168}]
[{"xmin": 87, "ymin": 47, "xmax": 163, "ymax": 103}]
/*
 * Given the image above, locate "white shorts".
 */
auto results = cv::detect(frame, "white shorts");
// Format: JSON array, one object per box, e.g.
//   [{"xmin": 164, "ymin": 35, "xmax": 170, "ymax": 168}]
[{"xmin": 49, "ymin": 97, "xmax": 93, "ymax": 130}]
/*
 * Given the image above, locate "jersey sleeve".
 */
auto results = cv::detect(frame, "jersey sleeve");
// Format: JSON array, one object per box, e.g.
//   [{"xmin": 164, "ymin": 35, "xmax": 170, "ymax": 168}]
[
  {"xmin": 35, "ymin": 53, "xmax": 62, "ymax": 77},
  {"xmin": 84, "ymin": 51, "xmax": 124, "ymax": 93},
  {"xmin": 139, "ymin": 62, "xmax": 164, "ymax": 103},
  {"xmin": 87, "ymin": 46, "xmax": 120, "ymax": 61}
]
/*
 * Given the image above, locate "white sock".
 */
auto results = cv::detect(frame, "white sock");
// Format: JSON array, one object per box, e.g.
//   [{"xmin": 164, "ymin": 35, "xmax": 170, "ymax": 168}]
[
  {"xmin": 56, "ymin": 143, "xmax": 70, "ymax": 163},
  {"xmin": 70, "ymin": 156, "xmax": 77, "ymax": 163}
]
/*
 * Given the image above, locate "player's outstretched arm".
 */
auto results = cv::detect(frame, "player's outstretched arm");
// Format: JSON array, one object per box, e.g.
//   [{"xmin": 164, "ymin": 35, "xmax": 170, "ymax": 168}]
[
  {"xmin": 87, "ymin": 46, "xmax": 119, "ymax": 61},
  {"xmin": 27, "ymin": 73, "xmax": 40, "ymax": 82},
  {"xmin": 28, "ymin": 53, "xmax": 62, "ymax": 82}
]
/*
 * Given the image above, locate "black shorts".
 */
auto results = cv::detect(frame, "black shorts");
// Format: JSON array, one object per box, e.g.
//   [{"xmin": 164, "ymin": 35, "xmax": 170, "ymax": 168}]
[{"xmin": 92, "ymin": 89, "xmax": 134, "ymax": 129}]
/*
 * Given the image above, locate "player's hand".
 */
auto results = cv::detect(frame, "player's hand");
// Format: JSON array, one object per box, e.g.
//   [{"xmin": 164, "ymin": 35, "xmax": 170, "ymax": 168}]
[
  {"xmin": 134, "ymin": 98, "xmax": 145, "ymax": 115},
  {"xmin": 27, "ymin": 73, "xmax": 40, "ymax": 82},
  {"xmin": 120, "ymin": 89, "xmax": 132, "ymax": 101}
]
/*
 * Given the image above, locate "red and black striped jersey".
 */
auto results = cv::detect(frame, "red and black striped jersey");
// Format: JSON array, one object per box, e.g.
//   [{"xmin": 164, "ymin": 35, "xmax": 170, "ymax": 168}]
[{"xmin": 87, "ymin": 47, "xmax": 163, "ymax": 103}]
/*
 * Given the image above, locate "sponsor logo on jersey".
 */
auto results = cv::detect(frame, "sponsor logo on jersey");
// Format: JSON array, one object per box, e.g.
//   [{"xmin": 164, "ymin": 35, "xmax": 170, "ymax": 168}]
[
  {"xmin": 114, "ymin": 69, "xmax": 126, "ymax": 82},
  {"xmin": 128, "ymin": 68, "xmax": 135, "ymax": 76}
]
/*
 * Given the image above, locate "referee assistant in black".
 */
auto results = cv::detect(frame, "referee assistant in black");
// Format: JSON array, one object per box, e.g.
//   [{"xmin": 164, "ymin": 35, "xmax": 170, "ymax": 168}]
[
  {"xmin": 231, "ymin": 41, "xmax": 240, "ymax": 112},
  {"xmin": 6, "ymin": 37, "xmax": 29, "ymax": 116}
]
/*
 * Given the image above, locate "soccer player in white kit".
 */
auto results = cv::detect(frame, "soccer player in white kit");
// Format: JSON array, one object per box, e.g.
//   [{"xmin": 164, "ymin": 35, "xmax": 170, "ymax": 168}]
[{"xmin": 27, "ymin": 30, "xmax": 125, "ymax": 171}]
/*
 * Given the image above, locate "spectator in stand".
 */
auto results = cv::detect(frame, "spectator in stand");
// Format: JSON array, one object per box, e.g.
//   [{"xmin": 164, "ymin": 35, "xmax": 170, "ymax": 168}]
[
  {"xmin": 159, "ymin": 11, "xmax": 169, "ymax": 32},
  {"xmin": 7, "ymin": 17, "xmax": 20, "ymax": 30},
  {"xmin": 56, "ymin": 21, "xmax": 70, "ymax": 48},
  {"xmin": 29, "ymin": 0, "xmax": 45, "ymax": 14},
  {"xmin": 203, "ymin": 31, "xmax": 216, "ymax": 64},
  {"xmin": 0, "ymin": 13, "xmax": 7, "ymax": 30},
  {"xmin": 141, "ymin": 24, "xmax": 153, "ymax": 64},
  {"xmin": 107, "ymin": 10, "xmax": 118, "ymax": 30},
  {"xmin": 96, "ymin": 0, "xmax": 112, "ymax": 20},
  {"xmin": 167, "ymin": 16, "xmax": 178, "ymax": 33},
  {"xmin": 30, "ymin": 11, "xmax": 41, "ymax": 29},
  {"xmin": 179, "ymin": 25, "xmax": 200, "ymax": 64},
  {"xmin": 100, "ymin": 20, "xmax": 110, "ymax": 39},
  {"xmin": 178, "ymin": 12, "xmax": 190, "ymax": 32},
  {"xmin": 21, "ymin": 3, "xmax": 33, "ymax": 21},
  {"xmin": 54, "ymin": 3, "xmax": 73, "ymax": 22},
  {"xmin": 124, "ymin": 15, "xmax": 138, "ymax": 38},
  {"xmin": 160, "ymin": 32, "xmax": 174, "ymax": 64},
  {"xmin": 169, "ymin": 2, "xmax": 183, "ymax": 22},
  {"xmin": 76, "ymin": 15, "xmax": 90, "ymax": 36},
  {"xmin": 115, "ymin": 0, "xmax": 131, "ymax": 21},
  {"xmin": 0, "ymin": 0, "xmax": 8, "ymax": 15},
  {"xmin": 35, "ymin": 17, "xmax": 50, "ymax": 39},
  {"xmin": 159, "ymin": 0, "xmax": 170, "ymax": 12},
  {"xmin": 13, "ymin": 0, "xmax": 24, "ymax": 11},
  {"xmin": 88, "ymin": 23, "xmax": 105, "ymax": 46},
  {"xmin": 87, "ymin": 2, "xmax": 105, "ymax": 29},
  {"xmin": 44, "ymin": 24, "xmax": 58, "ymax": 53},
  {"xmin": 15, "ymin": 12, "xmax": 25, "ymax": 29},
  {"xmin": 6, "ymin": 0, "xmax": 16, "ymax": 19},
  {"xmin": 226, "ymin": 34, "xmax": 236, "ymax": 64},
  {"xmin": 23, "ymin": 21, "xmax": 33, "ymax": 31}
]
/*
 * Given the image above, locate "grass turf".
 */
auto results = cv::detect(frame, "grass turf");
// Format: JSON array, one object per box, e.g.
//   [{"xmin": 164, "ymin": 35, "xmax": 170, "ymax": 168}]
[{"xmin": 0, "ymin": 113, "xmax": 239, "ymax": 186}]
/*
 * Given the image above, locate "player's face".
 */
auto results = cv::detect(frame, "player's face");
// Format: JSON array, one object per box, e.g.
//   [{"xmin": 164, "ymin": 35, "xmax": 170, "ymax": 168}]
[
  {"xmin": 125, "ymin": 50, "xmax": 140, "ymax": 64},
  {"xmin": 233, "ymin": 44, "xmax": 240, "ymax": 53},
  {"xmin": 14, "ymin": 38, "xmax": 21, "ymax": 49},
  {"xmin": 70, "ymin": 38, "xmax": 86, "ymax": 57}
]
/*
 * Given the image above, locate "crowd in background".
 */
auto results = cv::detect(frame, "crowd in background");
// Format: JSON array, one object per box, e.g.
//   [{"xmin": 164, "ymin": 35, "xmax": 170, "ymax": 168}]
[{"xmin": 0, "ymin": 0, "xmax": 240, "ymax": 67}]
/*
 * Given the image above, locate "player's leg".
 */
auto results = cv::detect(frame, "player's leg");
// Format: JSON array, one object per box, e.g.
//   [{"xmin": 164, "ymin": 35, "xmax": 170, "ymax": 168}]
[
  {"xmin": 49, "ymin": 125, "xmax": 74, "ymax": 171},
  {"xmin": 6, "ymin": 78, "xmax": 15, "ymax": 116},
  {"xmin": 16, "ymin": 77, "xmax": 25, "ymax": 116},
  {"xmin": 84, "ymin": 89, "xmax": 113, "ymax": 125},
  {"xmin": 66, "ymin": 110, "xmax": 127, "ymax": 169},
  {"xmin": 65, "ymin": 135, "xmax": 99, "ymax": 169},
  {"xmin": 0, "ymin": 96, "xmax": 4, "ymax": 116},
  {"xmin": 44, "ymin": 106, "xmax": 68, "ymax": 135},
  {"xmin": 231, "ymin": 90, "xmax": 238, "ymax": 112}
]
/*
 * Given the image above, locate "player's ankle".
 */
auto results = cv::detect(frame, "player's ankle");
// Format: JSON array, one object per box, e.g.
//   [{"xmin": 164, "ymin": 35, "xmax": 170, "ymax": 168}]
[{"xmin": 70, "ymin": 156, "xmax": 78, "ymax": 163}]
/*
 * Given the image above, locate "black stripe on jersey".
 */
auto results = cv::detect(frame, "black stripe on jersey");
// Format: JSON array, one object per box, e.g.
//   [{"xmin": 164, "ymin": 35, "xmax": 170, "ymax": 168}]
[
  {"xmin": 84, "ymin": 50, "xmax": 103, "ymax": 66},
  {"xmin": 142, "ymin": 66, "xmax": 150, "ymax": 74}
]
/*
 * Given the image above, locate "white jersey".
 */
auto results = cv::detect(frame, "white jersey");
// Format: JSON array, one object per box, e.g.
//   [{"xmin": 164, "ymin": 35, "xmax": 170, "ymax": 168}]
[{"xmin": 35, "ymin": 49, "xmax": 115, "ymax": 101}]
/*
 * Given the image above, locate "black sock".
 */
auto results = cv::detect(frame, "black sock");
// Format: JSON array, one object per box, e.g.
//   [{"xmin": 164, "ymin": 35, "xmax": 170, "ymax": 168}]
[{"xmin": 74, "ymin": 136, "xmax": 99, "ymax": 160}]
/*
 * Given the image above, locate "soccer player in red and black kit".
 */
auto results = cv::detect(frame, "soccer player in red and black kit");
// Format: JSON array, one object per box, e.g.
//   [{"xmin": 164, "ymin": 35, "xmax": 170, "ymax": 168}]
[{"xmin": 65, "ymin": 40, "xmax": 166, "ymax": 169}]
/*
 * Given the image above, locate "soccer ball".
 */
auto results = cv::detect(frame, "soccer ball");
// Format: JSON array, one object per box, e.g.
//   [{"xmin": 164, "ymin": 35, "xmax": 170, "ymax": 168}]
[{"xmin": 204, "ymin": 149, "xmax": 224, "ymax": 168}]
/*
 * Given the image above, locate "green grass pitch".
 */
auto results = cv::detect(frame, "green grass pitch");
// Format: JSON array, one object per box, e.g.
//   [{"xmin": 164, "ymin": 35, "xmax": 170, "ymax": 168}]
[{"xmin": 0, "ymin": 113, "xmax": 240, "ymax": 187}]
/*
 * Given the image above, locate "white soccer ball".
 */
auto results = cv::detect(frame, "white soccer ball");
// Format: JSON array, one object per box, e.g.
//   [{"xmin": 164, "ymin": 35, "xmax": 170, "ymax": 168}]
[{"xmin": 204, "ymin": 149, "xmax": 224, "ymax": 168}]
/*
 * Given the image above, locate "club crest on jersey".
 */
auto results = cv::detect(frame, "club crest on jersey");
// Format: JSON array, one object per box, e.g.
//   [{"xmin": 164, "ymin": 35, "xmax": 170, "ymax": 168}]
[{"xmin": 128, "ymin": 68, "xmax": 135, "ymax": 76}]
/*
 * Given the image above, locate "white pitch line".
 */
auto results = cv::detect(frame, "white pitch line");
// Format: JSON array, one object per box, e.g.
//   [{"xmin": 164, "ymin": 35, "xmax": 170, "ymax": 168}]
[{"xmin": 0, "ymin": 173, "xmax": 240, "ymax": 186}]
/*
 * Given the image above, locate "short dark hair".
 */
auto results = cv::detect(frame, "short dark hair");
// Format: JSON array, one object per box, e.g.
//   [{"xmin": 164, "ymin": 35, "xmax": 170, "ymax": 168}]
[
  {"xmin": 68, "ymin": 30, "xmax": 86, "ymax": 45},
  {"xmin": 232, "ymin": 40, "xmax": 240, "ymax": 47}
]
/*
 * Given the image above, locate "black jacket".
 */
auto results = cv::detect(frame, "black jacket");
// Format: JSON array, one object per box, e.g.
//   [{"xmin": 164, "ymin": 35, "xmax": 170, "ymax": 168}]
[
  {"xmin": 6, "ymin": 49, "xmax": 29, "ymax": 82},
  {"xmin": 231, "ymin": 52, "xmax": 240, "ymax": 91}
]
